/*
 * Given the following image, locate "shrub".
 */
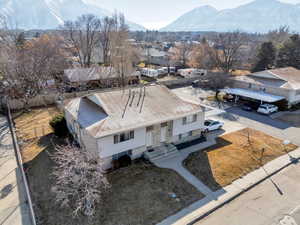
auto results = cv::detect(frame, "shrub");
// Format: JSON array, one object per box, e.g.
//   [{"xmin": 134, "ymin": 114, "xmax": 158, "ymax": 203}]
[
  {"xmin": 112, "ymin": 155, "xmax": 132, "ymax": 169},
  {"xmin": 49, "ymin": 114, "xmax": 68, "ymax": 137}
]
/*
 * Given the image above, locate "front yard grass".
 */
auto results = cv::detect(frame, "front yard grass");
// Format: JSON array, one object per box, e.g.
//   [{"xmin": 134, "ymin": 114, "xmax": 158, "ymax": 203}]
[
  {"xmin": 27, "ymin": 141, "xmax": 204, "ymax": 225},
  {"xmin": 183, "ymin": 128, "xmax": 297, "ymax": 191},
  {"xmin": 13, "ymin": 106, "xmax": 60, "ymax": 163}
]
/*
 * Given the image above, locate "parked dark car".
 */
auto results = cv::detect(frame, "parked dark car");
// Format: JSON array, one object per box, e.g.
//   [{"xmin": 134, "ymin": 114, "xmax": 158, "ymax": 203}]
[{"xmin": 242, "ymin": 103, "xmax": 253, "ymax": 111}]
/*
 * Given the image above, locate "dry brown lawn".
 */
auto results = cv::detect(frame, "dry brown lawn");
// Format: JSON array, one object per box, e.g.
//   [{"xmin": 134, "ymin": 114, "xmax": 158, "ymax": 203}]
[
  {"xmin": 184, "ymin": 128, "xmax": 297, "ymax": 191},
  {"xmin": 27, "ymin": 143, "xmax": 204, "ymax": 225},
  {"xmin": 231, "ymin": 70, "xmax": 251, "ymax": 76},
  {"xmin": 13, "ymin": 106, "xmax": 60, "ymax": 163}
]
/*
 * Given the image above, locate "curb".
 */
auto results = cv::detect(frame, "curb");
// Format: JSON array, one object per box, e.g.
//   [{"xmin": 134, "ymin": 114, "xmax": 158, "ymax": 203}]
[{"xmin": 188, "ymin": 156, "xmax": 299, "ymax": 225}]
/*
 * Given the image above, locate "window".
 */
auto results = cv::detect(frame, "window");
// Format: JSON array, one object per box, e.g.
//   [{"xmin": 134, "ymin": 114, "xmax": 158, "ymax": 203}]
[
  {"xmin": 114, "ymin": 130, "xmax": 134, "ymax": 144},
  {"xmin": 248, "ymin": 83, "xmax": 252, "ymax": 88},
  {"xmin": 193, "ymin": 114, "xmax": 197, "ymax": 122},
  {"xmin": 114, "ymin": 135, "xmax": 119, "ymax": 144},
  {"xmin": 189, "ymin": 131, "xmax": 193, "ymax": 136},
  {"xmin": 161, "ymin": 122, "xmax": 168, "ymax": 127},
  {"xmin": 183, "ymin": 114, "xmax": 197, "ymax": 125},
  {"xmin": 179, "ymin": 134, "xmax": 182, "ymax": 140},
  {"xmin": 146, "ymin": 126, "xmax": 154, "ymax": 132}
]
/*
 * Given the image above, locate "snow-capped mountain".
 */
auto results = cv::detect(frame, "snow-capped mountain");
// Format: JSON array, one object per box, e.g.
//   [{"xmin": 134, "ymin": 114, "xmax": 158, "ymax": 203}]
[
  {"xmin": 161, "ymin": 0, "xmax": 300, "ymax": 33},
  {"xmin": 0, "ymin": 0, "xmax": 145, "ymax": 31}
]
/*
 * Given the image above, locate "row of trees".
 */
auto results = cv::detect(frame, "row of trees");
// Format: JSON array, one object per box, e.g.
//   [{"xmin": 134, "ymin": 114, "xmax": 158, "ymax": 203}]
[
  {"xmin": 253, "ymin": 28, "xmax": 300, "ymax": 72},
  {"xmin": 0, "ymin": 13, "xmax": 139, "ymax": 104},
  {"xmin": 170, "ymin": 32, "xmax": 249, "ymax": 73}
]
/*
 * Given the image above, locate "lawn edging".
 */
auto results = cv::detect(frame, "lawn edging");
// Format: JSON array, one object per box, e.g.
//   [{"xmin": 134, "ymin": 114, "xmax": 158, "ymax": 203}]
[{"xmin": 157, "ymin": 148, "xmax": 300, "ymax": 225}]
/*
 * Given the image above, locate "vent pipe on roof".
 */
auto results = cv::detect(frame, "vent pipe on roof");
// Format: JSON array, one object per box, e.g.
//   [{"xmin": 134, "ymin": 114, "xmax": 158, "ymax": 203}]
[
  {"xmin": 129, "ymin": 91, "xmax": 136, "ymax": 107},
  {"xmin": 139, "ymin": 86, "xmax": 146, "ymax": 113},
  {"xmin": 137, "ymin": 86, "xmax": 143, "ymax": 107}
]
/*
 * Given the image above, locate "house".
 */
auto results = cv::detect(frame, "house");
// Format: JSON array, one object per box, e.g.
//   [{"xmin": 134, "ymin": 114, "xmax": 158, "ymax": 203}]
[
  {"xmin": 64, "ymin": 85, "xmax": 205, "ymax": 169},
  {"xmin": 64, "ymin": 66, "xmax": 140, "ymax": 89},
  {"xmin": 224, "ymin": 67, "xmax": 300, "ymax": 107}
]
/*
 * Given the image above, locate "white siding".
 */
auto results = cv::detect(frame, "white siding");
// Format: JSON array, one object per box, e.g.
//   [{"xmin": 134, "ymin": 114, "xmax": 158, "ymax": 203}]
[
  {"xmin": 289, "ymin": 90, "xmax": 300, "ymax": 104},
  {"xmin": 172, "ymin": 112, "xmax": 204, "ymax": 136},
  {"xmin": 97, "ymin": 127, "xmax": 146, "ymax": 158}
]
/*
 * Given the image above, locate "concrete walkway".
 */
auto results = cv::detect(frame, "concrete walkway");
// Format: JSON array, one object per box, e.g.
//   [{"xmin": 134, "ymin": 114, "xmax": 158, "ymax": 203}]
[
  {"xmin": 154, "ymin": 136, "xmax": 217, "ymax": 197},
  {"xmin": 0, "ymin": 116, "xmax": 33, "ymax": 225},
  {"xmin": 156, "ymin": 146, "xmax": 300, "ymax": 225}
]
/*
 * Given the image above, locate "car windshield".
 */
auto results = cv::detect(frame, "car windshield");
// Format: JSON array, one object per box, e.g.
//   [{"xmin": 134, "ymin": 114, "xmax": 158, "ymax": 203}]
[
  {"xmin": 204, "ymin": 121, "xmax": 211, "ymax": 126},
  {"xmin": 260, "ymin": 106, "xmax": 268, "ymax": 109}
]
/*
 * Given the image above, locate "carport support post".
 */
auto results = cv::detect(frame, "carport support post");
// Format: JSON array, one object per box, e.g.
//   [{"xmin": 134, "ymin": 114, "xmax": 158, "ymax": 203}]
[{"xmin": 234, "ymin": 95, "xmax": 238, "ymax": 104}]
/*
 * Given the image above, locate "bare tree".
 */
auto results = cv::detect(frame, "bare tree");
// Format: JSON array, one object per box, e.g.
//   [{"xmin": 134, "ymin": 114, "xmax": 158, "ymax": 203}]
[
  {"xmin": 267, "ymin": 26, "xmax": 290, "ymax": 47},
  {"xmin": 99, "ymin": 16, "xmax": 115, "ymax": 65},
  {"xmin": 170, "ymin": 42, "xmax": 193, "ymax": 67},
  {"xmin": 51, "ymin": 144, "xmax": 110, "ymax": 217},
  {"xmin": 188, "ymin": 43, "xmax": 215, "ymax": 69},
  {"xmin": 199, "ymin": 72, "xmax": 232, "ymax": 98},
  {"xmin": 61, "ymin": 14, "xmax": 101, "ymax": 67},
  {"xmin": 0, "ymin": 34, "xmax": 69, "ymax": 106},
  {"xmin": 110, "ymin": 13, "xmax": 138, "ymax": 87},
  {"xmin": 210, "ymin": 32, "xmax": 247, "ymax": 73}
]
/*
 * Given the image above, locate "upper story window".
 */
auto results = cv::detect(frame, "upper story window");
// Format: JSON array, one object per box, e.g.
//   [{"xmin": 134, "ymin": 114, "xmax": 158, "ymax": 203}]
[
  {"xmin": 182, "ymin": 114, "xmax": 197, "ymax": 125},
  {"xmin": 114, "ymin": 130, "xmax": 134, "ymax": 144}
]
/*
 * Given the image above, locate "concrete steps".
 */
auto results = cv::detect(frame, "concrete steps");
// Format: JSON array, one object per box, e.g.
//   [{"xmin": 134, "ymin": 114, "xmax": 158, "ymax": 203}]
[{"xmin": 144, "ymin": 143, "xmax": 179, "ymax": 162}]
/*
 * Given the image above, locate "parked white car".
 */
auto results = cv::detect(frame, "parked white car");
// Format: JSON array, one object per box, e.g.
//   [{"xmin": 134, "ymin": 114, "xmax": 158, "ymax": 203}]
[
  {"xmin": 257, "ymin": 104, "xmax": 278, "ymax": 115},
  {"xmin": 204, "ymin": 120, "xmax": 224, "ymax": 132}
]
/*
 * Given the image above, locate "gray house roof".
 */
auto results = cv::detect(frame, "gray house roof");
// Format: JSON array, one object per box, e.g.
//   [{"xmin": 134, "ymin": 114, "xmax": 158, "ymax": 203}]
[
  {"xmin": 234, "ymin": 67, "xmax": 300, "ymax": 90},
  {"xmin": 64, "ymin": 67, "xmax": 116, "ymax": 83},
  {"xmin": 65, "ymin": 85, "xmax": 204, "ymax": 138}
]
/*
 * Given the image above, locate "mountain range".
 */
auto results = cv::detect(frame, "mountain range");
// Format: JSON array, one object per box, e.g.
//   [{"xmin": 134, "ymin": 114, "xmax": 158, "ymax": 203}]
[
  {"xmin": 161, "ymin": 0, "xmax": 300, "ymax": 33},
  {"xmin": 0, "ymin": 0, "xmax": 146, "ymax": 31}
]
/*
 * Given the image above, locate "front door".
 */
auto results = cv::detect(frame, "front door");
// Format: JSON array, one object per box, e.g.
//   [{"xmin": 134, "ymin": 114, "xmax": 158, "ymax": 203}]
[
  {"xmin": 160, "ymin": 127, "xmax": 167, "ymax": 142},
  {"xmin": 146, "ymin": 131, "xmax": 153, "ymax": 146}
]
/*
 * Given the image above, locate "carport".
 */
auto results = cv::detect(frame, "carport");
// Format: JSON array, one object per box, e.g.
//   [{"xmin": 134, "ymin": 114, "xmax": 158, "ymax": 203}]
[{"xmin": 222, "ymin": 88, "xmax": 285, "ymax": 104}]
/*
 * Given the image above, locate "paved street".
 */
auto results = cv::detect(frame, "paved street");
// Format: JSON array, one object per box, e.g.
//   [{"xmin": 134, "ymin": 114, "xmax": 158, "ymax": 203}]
[
  {"xmin": 194, "ymin": 162, "xmax": 300, "ymax": 225},
  {"xmin": 0, "ymin": 115, "xmax": 33, "ymax": 225}
]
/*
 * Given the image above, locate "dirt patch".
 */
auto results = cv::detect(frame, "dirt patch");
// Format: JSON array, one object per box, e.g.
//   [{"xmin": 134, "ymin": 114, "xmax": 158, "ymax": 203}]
[
  {"xmin": 184, "ymin": 128, "xmax": 297, "ymax": 191},
  {"xmin": 277, "ymin": 114, "xmax": 300, "ymax": 127},
  {"xmin": 27, "ymin": 143, "xmax": 204, "ymax": 225},
  {"xmin": 13, "ymin": 106, "xmax": 60, "ymax": 163}
]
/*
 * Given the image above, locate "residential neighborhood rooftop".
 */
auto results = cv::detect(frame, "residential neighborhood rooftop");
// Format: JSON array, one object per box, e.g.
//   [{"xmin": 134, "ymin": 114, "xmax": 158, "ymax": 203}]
[
  {"xmin": 65, "ymin": 85, "xmax": 204, "ymax": 138},
  {"xmin": 234, "ymin": 67, "xmax": 300, "ymax": 90}
]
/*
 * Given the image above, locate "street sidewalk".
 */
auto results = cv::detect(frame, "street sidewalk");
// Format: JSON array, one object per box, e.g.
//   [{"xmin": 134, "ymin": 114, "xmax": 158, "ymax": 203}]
[
  {"xmin": 0, "ymin": 116, "xmax": 33, "ymax": 225},
  {"xmin": 157, "ymin": 147, "xmax": 300, "ymax": 225}
]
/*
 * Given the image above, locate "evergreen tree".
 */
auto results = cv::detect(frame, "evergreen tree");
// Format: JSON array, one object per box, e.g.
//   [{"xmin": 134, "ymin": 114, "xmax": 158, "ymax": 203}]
[
  {"xmin": 252, "ymin": 42, "xmax": 276, "ymax": 72},
  {"xmin": 277, "ymin": 34, "xmax": 300, "ymax": 69},
  {"xmin": 15, "ymin": 32, "xmax": 26, "ymax": 48}
]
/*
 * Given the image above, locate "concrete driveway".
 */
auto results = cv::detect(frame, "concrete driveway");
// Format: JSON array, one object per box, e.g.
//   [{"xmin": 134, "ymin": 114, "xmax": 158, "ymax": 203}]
[
  {"xmin": 213, "ymin": 106, "xmax": 300, "ymax": 146},
  {"xmin": 194, "ymin": 162, "xmax": 300, "ymax": 225}
]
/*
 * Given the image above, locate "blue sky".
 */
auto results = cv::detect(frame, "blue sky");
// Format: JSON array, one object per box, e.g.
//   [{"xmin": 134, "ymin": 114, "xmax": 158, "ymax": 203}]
[{"xmin": 86, "ymin": 0, "xmax": 300, "ymax": 29}]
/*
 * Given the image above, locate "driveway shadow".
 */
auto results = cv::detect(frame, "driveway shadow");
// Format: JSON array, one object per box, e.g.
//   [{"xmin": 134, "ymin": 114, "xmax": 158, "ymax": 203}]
[{"xmin": 225, "ymin": 107, "xmax": 292, "ymax": 130}]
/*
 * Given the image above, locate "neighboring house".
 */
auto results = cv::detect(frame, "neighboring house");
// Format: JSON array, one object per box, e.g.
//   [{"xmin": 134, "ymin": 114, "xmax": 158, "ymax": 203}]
[
  {"xmin": 64, "ymin": 66, "xmax": 140, "ymax": 89},
  {"xmin": 64, "ymin": 85, "xmax": 205, "ymax": 169},
  {"xmin": 141, "ymin": 48, "xmax": 170, "ymax": 66},
  {"xmin": 225, "ymin": 67, "xmax": 300, "ymax": 106}
]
